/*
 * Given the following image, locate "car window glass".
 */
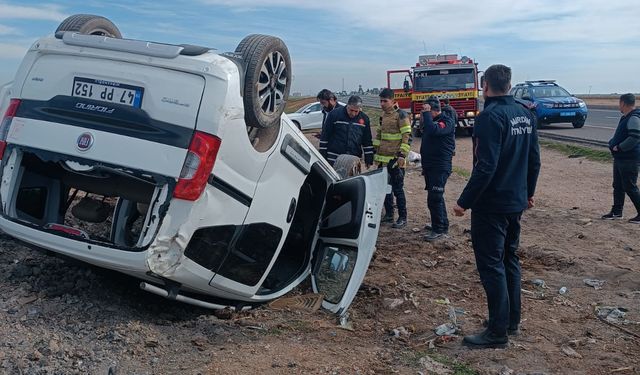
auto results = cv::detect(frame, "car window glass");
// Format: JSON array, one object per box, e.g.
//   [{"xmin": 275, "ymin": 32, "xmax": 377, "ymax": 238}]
[
  {"xmin": 513, "ymin": 88, "xmax": 522, "ymax": 98},
  {"xmin": 315, "ymin": 245, "xmax": 357, "ymax": 304},
  {"xmin": 308, "ymin": 103, "xmax": 321, "ymax": 112},
  {"xmin": 184, "ymin": 225, "xmax": 237, "ymax": 272},
  {"xmin": 532, "ymin": 86, "xmax": 570, "ymax": 98},
  {"xmin": 218, "ymin": 223, "xmax": 283, "ymax": 286}
]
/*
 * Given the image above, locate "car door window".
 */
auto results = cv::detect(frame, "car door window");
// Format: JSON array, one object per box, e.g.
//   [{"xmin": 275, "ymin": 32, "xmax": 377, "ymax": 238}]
[
  {"xmin": 307, "ymin": 103, "xmax": 321, "ymax": 113},
  {"xmin": 513, "ymin": 88, "xmax": 522, "ymax": 99}
]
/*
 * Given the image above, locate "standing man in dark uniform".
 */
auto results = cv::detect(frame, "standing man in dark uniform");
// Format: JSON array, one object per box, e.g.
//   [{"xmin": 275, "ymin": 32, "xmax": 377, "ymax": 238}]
[
  {"xmin": 453, "ymin": 64, "xmax": 541, "ymax": 349},
  {"xmin": 602, "ymin": 93, "xmax": 640, "ymax": 223},
  {"xmin": 442, "ymin": 98, "xmax": 459, "ymax": 126},
  {"xmin": 319, "ymin": 95, "xmax": 374, "ymax": 167},
  {"xmin": 420, "ymin": 97, "xmax": 455, "ymax": 241}
]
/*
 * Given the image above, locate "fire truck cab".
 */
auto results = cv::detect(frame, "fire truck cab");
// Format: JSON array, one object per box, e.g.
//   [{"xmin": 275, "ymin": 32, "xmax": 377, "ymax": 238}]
[{"xmin": 387, "ymin": 54, "xmax": 480, "ymax": 136}]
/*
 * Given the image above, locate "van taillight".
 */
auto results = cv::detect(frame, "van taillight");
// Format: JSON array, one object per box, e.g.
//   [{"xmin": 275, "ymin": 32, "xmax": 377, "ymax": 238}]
[
  {"xmin": 173, "ymin": 131, "xmax": 221, "ymax": 201},
  {"xmin": 0, "ymin": 99, "xmax": 21, "ymax": 160}
]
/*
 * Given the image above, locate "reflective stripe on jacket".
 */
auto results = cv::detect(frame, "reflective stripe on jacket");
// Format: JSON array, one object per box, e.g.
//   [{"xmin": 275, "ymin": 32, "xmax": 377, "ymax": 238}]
[{"xmin": 374, "ymin": 106, "xmax": 411, "ymax": 166}]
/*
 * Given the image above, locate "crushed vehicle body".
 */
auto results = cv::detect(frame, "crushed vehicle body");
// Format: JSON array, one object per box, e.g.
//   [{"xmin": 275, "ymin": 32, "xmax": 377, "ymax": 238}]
[{"xmin": 0, "ymin": 14, "xmax": 388, "ymax": 316}]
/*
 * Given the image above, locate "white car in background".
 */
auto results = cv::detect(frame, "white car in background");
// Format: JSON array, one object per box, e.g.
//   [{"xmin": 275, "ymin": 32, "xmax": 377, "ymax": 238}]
[{"xmin": 286, "ymin": 101, "xmax": 345, "ymax": 131}]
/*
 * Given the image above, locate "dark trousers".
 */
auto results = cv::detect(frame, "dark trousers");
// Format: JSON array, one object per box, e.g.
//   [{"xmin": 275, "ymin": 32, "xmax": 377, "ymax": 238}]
[
  {"xmin": 470, "ymin": 211, "xmax": 522, "ymax": 336},
  {"xmin": 384, "ymin": 167, "xmax": 407, "ymax": 219},
  {"xmin": 612, "ymin": 158, "xmax": 640, "ymax": 215},
  {"xmin": 423, "ymin": 169, "xmax": 451, "ymax": 233}
]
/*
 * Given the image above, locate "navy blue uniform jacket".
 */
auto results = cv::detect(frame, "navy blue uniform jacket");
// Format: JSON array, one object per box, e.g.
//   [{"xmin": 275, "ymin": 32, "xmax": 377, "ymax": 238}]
[
  {"xmin": 457, "ymin": 96, "xmax": 541, "ymax": 214},
  {"xmin": 420, "ymin": 111, "xmax": 456, "ymax": 171}
]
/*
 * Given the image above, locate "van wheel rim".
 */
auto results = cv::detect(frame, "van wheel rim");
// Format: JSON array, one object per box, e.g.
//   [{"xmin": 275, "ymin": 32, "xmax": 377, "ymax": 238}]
[{"xmin": 257, "ymin": 51, "xmax": 287, "ymax": 115}]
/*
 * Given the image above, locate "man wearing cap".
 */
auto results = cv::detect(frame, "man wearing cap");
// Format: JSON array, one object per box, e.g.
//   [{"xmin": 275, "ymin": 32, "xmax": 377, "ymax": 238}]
[
  {"xmin": 319, "ymin": 95, "xmax": 374, "ymax": 167},
  {"xmin": 420, "ymin": 97, "xmax": 456, "ymax": 241},
  {"xmin": 376, "ymin": 88, "xmax": 412, "ymax": 229},
  {"xmin": 453, "ymin": 64, "xmax": 540, "ymax": 349}
]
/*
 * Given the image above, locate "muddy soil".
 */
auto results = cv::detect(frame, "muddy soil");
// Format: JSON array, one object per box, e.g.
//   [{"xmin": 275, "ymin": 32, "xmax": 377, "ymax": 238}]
[{"xmin": 1, "ymin": 133, "xmax": 638, "ymax": 374}]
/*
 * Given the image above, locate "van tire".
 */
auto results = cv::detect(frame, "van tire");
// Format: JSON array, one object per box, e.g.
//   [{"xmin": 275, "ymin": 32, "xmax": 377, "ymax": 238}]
[
  {"xmin": 235, "ymin": 34, "xmax": 291, "ymax": 129},
  {"xmin": 333, "ymin": 155, "xmax": 363, "ymax": 179},
  {"xmin": 56, "ymin": 14, "xmax": 122, "ymax": 38}
]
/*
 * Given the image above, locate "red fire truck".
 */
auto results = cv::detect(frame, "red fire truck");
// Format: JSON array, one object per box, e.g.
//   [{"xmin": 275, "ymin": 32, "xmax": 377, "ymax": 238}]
[{"xmin": 387, "ymin": 54, "xmax": 480, "ymax": 136}]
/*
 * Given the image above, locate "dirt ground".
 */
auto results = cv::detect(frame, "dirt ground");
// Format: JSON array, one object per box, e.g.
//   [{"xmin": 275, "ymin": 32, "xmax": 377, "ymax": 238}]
[{"xmin": 1, "ymin": 131, "xmax": 639, "ymax": 374}]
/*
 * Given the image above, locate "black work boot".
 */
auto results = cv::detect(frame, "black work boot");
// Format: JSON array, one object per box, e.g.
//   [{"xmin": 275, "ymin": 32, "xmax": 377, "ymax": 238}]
[
  {"xmin": 392, "ymin": 217, "xmax": 407, "ymax": 229},
  {"xmin": 463, "ymin": 329, "xmax": 508, "ymax": 349},
  {"xmin": 424, "ymin": 231, "xmax": 447, "ymax": 242},
  {"xmin": 483, "ymin": 320, "xmax": 519, "ymax": 336},
  {"xmin": 601, "ymin": 212, "xmax": 623, "ymax": 220},
  {"xmin": 381, "ymin": 213, "xmax": 394, "ymax": 223}
]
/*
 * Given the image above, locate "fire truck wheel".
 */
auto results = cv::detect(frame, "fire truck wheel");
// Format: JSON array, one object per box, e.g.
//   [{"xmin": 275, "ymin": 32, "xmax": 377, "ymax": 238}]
[
  {"xmin": 56, "ymin": 14, "xmax": 122, "ymax": 38},
  {"xmin": 333, "ymin": 155, "xmax": 362, "ymax": 179},
  {"xmin": 235, "ymin": 34, "xmax": 291, "ymax": 130}
]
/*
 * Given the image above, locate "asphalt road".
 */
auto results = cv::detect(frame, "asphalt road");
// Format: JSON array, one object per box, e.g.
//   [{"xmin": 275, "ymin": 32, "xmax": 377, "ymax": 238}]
[
  {"xmin": 350, "ymin": 95, "xmax": 618, "ymax": 146},
  {"xmin": 537, "ymin": 108, "xmax": 618, "ymax": 146}
]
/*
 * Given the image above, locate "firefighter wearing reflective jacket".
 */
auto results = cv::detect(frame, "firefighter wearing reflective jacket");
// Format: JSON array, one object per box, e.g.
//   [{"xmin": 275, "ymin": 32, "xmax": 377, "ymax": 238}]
[
  {"xmin": 319, "ymin": 95, "xmax": 374, "ymax": 166},
  {"xmin": 376, "ymin": 88, "xmax": 412, "ymax": 229}
]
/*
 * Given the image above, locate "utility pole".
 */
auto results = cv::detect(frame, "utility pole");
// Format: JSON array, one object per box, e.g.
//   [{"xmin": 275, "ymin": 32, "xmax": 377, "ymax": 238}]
[{"xmin": 342, "ymin": 78, "xmax": 344, "ymax": 93}]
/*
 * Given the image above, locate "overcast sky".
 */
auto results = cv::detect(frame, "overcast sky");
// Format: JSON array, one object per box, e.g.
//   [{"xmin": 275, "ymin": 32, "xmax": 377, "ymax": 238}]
[{"xmin": 0, "ymin": 1, "xmax": 638, "ymax": 95}]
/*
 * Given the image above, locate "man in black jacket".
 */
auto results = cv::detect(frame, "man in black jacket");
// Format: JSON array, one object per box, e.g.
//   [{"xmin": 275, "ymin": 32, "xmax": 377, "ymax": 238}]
[
  {"xmin": 319, "ymin": 95, "xmax": 374, "ymax": 167},
  {"xmin": 453, "ymin": 64, "xmax": 541, "ymax": 349},
  {"xmin": 442, "ymin": 98, "xmax": 459, "ymax": 125},
  {"xmin": 602, "ymin": 93, "xmax": 640, "ymax": 223},
  {"xmin": 420, "ymin": 97, "xmax": 455, "ymax": 241}
]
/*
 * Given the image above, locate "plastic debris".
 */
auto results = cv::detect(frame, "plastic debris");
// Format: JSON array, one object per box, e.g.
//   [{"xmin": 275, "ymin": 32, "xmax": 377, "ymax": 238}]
[
  {"xmin": 561, "ymin": 345, "xmax": 582, "ymax": 358},
  {"xmin": 559, "ymin": 287, "xmax": 568, "ymax": 295},
  {"xmin": 383, "ymin": 298, "xmax": 404, "ymax": 310},
  {"xmin": 391, "ymin": 326, "xmax": 410, "ymax": 337},
  {"xmin": 583, "ymin": 278, "xmax": 605, "ymax": 290},
  {"xmin": 434, "ymin": 297, "xmax": 450, "ymax": 305},
  {"xmin": 434, "ymin": 323, "xmax": 457, "ymax": 336},
  {"xmin": 596, "ymin": 306, "xmax": 629, "ymax": 324},
  {"xmin": 408, "ymin": 150, "xmax": 421, "ymax": 163},
  {"xmin": 338, "ymin": 312, "xmax": 354, "ymax": 331},
  {"xmin": 530, "ymin": 279, "xmax": 547, "ymax": 288}
]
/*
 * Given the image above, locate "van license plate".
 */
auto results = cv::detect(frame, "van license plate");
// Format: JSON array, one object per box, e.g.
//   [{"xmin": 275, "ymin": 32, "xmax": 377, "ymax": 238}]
[
  {"xmin": 560, "ymin": 111, "xmax": 575, "ymax": 117},
  {"xmin": 72, "ymin": 77, "xmax": 144, "ymax": 108}
]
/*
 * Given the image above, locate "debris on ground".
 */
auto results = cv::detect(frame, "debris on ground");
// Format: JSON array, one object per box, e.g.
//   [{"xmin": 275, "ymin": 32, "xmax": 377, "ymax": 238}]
[
  {"xmin": 391, "ymin": 326, "xmax": 410, "ymax": 338},
  {"xmin": 418, "ymin": 356, "xmax": 453, "ymax": 374},
  {"xmin": 596, "ymin": 306, "xmax": 630, "ymax": 324},
  {"xmin": 268, "ymin": 293, "xmax": 324, "ymax": 312},
  {"xmin": 561, "ymin": 345, "xmax": 583, "ymax": 358},
  {"xmin": 383, "ymin": 298, "xmax": 404, "ymax": 310},
  {"xmin": 583, "ymin": 278, "xmax": 606, "ymax": 290},
  {"xmin": 435, "ymin": 323, "xmax": 457, "ymax": 336},
  {"xmin": 530, "ymin": 279, "xmax": 547, "ymax": 288}
]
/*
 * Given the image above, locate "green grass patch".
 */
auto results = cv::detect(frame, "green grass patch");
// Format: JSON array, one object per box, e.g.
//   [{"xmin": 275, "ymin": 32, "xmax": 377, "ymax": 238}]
[
  {"xmin": 453, "ymin": 166, "xmax": 471, "ymax": 179},
  {"xmin": 540, "ymin": 139, "xmax": 612, "ymax": 163}
]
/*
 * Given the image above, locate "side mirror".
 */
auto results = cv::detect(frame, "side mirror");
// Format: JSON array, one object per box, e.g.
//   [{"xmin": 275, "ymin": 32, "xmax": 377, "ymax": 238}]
[
  {"xmin": 303, "ymin": 108, "xmax": 312, "ymax": 114},
  {"xmin": 403, "ymin": 79, "xmax": 410, "ymax": 92}
]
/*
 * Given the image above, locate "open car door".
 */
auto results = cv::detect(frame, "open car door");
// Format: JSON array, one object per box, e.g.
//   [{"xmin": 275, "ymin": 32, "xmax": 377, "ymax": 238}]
[{"xmin": 311, "ymin": 167, "xmax": 388, "ymax": 316}]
